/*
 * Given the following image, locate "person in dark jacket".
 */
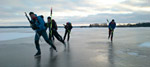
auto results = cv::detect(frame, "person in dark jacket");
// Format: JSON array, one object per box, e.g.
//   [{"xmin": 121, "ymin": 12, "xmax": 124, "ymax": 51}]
[
  {"xmin": 47, "ymin": 17, "xmax": 66, "ymax": 47},
  {"xmin": 108, "ymin": 19, "xmax": 116, "ymax": 42},
  {"xmin": 28, "ymin": 12, "xmax": 57, "ymax": 57},
  {"xmin": 63, "ymin": 22, "xmax": 73, "ymax": 41}
]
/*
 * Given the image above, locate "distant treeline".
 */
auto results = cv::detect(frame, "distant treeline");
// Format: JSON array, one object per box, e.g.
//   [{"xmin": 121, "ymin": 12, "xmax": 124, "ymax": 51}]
[
  {"xmin": 89, "ymin": 22, "xmax": 150, "ymax": 27},
  {"xmin": 120, "ymin": 22, "xmax": 150, "ymax": 27},
  {"xmin": 1, "ymin": 22, "xmax": 150, "ymax": 28},
  {"xmin": 0, "ymin": 26, "xmax": 30, "ymax": 28},
  {"xmin": 0, "ymin": 26, "xmax": 83, "ymax": 28}
]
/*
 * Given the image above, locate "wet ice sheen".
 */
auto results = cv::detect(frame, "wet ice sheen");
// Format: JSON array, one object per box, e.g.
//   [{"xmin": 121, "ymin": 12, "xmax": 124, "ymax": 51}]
[
  {"xmin": 0, "ymin": 33, "xmax": 34, "ymax": 41},
  {"xmin": 0, "ymin": 28, "xmax": 150, "ymax": 67}
]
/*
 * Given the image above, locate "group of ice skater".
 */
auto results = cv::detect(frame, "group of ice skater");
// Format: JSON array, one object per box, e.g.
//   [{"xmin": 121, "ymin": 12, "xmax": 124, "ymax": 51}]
[
  {"xmin": 25, "ymin": 12, "xmax": 72, "ymax": 57},
  {"xmin": 25, "ymin": 12, "xmax": 116, "ymax": 57}
]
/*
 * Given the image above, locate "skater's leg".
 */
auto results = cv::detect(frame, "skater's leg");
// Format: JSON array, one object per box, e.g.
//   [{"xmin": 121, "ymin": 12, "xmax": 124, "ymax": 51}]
[
  {"xmin": 49, "ymin": 32, "xmax": 52, "ymax": 41},
  {"xmin": 42, "ymin": 31, "xmax": 57, "ymax": 51},
  {"xmin": 111, "ymin": 30, "xmax": 114, "ymax": 42},
  {"xmin": 53, "ymin": 30, "xmax": 66, "ymax": 47},
  {"xmin": 53, "ymin": 30, "xmax": 64, "ymax": 43},
  {"xmin": 63, "ymin": 30, "xmax": 67, "ymax": 40},
  {"xmin": 67, "ymin": 31, "xmax": 70, "ymax": 41},
  {"xmin": 34, "ymin": 33, "xmax": 41, "ymax": 56},
  {"xmin": 108, "ymin": 29, "xmax": 111, "ymax": 39}
]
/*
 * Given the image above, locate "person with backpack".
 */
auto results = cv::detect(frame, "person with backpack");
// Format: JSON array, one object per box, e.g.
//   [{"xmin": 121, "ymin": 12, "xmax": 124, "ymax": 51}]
[
  {"xmin": 63, "ymin": 22, "xmax": 73, "ymax": 41},
  {"xmin": 108, "ymin": 19, "xmax": 116, "ymax": 42},
  {"xmin": 27, "ymin": 12, "xmax": 57, "ymax": 57},
  {"xmin": 47, "ymin": 17, "xmax": 66, "ymax": 47}
]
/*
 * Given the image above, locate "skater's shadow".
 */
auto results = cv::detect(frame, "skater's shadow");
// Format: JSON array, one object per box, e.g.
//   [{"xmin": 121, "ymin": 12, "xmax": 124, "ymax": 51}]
[
  {"xmin": 49, "ymin": 48, "xmax": 58, "ymax": 60},
  {"xmin": 46, "ymin": 41, "xmax": 72, "ymax": 67},
  {"xmin": 65, "ymin": 41, "xmax": 70, "ymax": 52},
  {"xmin": 108, "ymin": 42, "xmax": 115, "ymax": 67},
  {"xmin": 63, "ymin": 41, "xmax": 72, "ymax": 67},
  {"xmin": 47, "ymin": 48, "xmax": 58, "ymax": 67},
  {"xmin": 34, "ymin": 56, "xmax": 41, "ymax": 67}
]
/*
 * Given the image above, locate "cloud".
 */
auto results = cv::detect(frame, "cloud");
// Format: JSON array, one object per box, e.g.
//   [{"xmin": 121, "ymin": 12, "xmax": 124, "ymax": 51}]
[
  {"xmin": 121, "ymin": 0, "xmax": 150, "ymax": 7},
  {"xmin": 77, "ymin": 12, "xmax": 150, "ymax": 23},
  {"xmin": 0, "ymin": 0, "xmax": 150, "ymax": 26}
]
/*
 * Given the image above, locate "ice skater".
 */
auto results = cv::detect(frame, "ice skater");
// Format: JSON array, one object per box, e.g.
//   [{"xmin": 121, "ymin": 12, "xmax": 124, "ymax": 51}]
[
  {"xmin": 63, "ymin": 22, "xmax": 73, "ymax": 41},
  {"xmin": 25, "ymin": 12, "xmax": 57, "ymax": 57},
  {"xmin": 47, "ymin": 17, "xmax": 66, "ymax": 47},
  {"xmin": 108, "ymin": 19, "xmax": 116, "ymax": 42}
]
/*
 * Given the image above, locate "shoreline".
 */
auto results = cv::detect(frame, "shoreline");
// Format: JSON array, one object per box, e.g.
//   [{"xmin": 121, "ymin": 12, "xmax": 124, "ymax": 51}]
[{"xmin": 0, "ymin": 26, "xmax": 150, "ymax": 28}]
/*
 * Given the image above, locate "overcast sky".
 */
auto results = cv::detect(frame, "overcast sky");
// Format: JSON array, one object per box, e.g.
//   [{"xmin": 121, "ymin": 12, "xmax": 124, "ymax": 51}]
[{"xmin": 0, "ymin": 0, "xmax": 150, "ymax": 26}]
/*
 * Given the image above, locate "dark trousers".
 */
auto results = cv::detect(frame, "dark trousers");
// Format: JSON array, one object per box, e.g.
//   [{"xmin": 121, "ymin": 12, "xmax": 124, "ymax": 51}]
[
  {"xmin": 35, "ymin": 30, "xmax": 57, "ymax": 53},
  {"xmin": 64, "ymin": 30, "xmax": 71, "ymax": 41},
  {"xmin": 49, "ymin": 32, "xmax": 55, "ymax": 41},
  {"xmin": 108, "ymin": 29, "xmax": 114, "ymax": 41},
  {"xmin": 49, "ymin": 30, "xmax": 64, "ymax": 43}
]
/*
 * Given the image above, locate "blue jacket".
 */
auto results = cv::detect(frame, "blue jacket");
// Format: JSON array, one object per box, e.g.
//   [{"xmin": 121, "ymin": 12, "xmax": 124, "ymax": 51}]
[
  {"xmin": 108, "ymin": 22, "xmax": 116, "ymax": 30},
  {"xmin": 31, "ymin": 14, "xmax": 46, "ymax": 32}
]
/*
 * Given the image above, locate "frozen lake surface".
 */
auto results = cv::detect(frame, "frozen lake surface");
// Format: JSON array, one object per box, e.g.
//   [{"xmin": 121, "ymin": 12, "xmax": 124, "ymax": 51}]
[{"xmin": 0, "ymin": 27, "xmax": 150, "ymax": 67}]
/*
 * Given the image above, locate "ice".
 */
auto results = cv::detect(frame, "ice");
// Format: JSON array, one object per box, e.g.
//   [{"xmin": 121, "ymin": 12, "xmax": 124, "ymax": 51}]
[
  {"xmin": 128, "ymin": 52, "xmax": 138, "ymax": 56},
  {"xmin": 139, "ymin": 42, "xmax": 150, "ymax": 47},
  {"xmin": 0, "ymin": 27, "xmax": 150, "ymax": 67},
  {"xmin": 0, "ymin": 32, "xmax": 34, "ymax": 41}
]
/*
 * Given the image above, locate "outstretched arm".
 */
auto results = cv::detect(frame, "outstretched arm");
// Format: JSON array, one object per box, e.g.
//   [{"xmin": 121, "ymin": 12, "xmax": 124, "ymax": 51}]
[{"xmin": 25, "ymin": 12, "xmax": 32, "ymax": 24}]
